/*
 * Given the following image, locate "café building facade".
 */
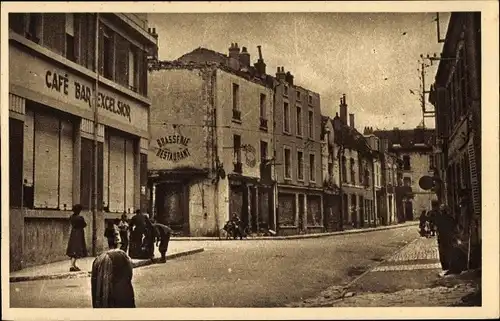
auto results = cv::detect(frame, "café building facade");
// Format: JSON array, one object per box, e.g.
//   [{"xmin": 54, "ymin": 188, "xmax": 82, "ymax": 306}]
[{"xmin": 8, "ymin": 13, "xmax": 157, "ymax": 271}]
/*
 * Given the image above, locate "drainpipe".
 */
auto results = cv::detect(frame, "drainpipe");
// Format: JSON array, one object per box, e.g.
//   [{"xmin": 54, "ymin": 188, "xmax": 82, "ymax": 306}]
[
  {"xmin": 92, "ymin": 13, "xmax": 100, "ymax": 256},
  {"xmin": 211, "ymin": 67, "xmax": 221, "ymax": 237}
]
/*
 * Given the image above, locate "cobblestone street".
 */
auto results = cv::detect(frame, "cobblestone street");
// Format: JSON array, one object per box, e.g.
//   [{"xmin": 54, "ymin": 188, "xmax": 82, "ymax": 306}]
[{"xmin": 287, "ymin": 236, "xmax": 481, "ymax": 307}]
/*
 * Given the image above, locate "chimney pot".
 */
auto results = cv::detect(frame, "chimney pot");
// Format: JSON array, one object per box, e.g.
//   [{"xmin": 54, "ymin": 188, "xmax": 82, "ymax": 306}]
[
  {"xmin": 152, "ymin": 28, "xmax": 156, "ymax": 34},
  {"xmin": 339, "ymin": 94, "xmax": 348, "ymax": 124},
  {"xmin": 349, "ymin": 113, "xmax": 355, "ymax": 129}
]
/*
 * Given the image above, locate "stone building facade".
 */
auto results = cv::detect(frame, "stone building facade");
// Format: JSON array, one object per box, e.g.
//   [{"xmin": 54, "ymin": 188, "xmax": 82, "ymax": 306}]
[
  {"xmin": 273, "ymin": 67, "xmax": 324, "ymax": 235},
  {"xmin": 428, "ymin": 12, "xmax": 481, "ymax": 268},
  {"xmin": 322, "ymin": 96, "xmax": 377, "ymax": 230},
  {"xmin": 8, "ymin": 13, "xmax": 157, "ymax": 271},
  {"xmin": 372, "ymin": 127, "xmax": 436, "ymax": 221},
  {"xmin": 147, "ymin": 44, "xmax": 275, "ymax": 236}
]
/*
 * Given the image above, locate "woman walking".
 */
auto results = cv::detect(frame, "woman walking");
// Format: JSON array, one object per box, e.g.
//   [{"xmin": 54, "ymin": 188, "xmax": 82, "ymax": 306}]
[
  {"xmin": 66, "ymin": 204, "xmax": 87, "ymax": 272},
  {"xmin": 91, "ymin": 249, "xmax": 136, "ymax": 308}
]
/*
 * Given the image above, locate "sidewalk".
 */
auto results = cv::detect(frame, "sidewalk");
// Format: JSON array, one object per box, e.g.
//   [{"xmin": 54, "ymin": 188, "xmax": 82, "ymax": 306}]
[
  {"xmin": 10, "ymin": 242, "xmax": 204, "ymax": 283},
  {"xmin": 171, "ymin": 220, "xmax": 419, "ymax": 241},
  {"xmin": 289, "ymin": 235, "xmax": 481, "ymax": 307}
]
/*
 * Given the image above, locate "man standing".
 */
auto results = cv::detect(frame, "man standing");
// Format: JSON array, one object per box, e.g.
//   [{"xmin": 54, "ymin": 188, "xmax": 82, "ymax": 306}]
[
  {"xmin": 432, "ymin": 203, "xmax": 459, "ymax": 276},
  {"xmin": 153, "ymin": 222, "xmax": 173, "ymax": 263},
  {"xmin": 128, "ymin": 210, "xmax": 147, "ymax": 259}
]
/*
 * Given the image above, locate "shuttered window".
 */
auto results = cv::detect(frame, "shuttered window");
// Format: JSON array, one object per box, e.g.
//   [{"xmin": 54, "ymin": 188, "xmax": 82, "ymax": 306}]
[
  {"xmin": 108, "ymin": 134, "xmax": 125, "ymax": 213},
  {"xmin": 33, "ymin": 112, "xmax": 60, "ymax": 208},
  {"xmin": 26, "ymin": 108, "xmax": 74, "ymax": 210},
  {"xmin": 59, "ymin": 119, "xmax": 73, "ymax": 210},
  {"xmin": 43, "ymin": 13, "xmax": 65, "ymax": 55},
  {"xmin": 125, "ymin": 139, "xmax": 135, "ymax": 212},
  {"xmin": 106, "ymin": 133, "xmax": 136, "ymax": 213}
]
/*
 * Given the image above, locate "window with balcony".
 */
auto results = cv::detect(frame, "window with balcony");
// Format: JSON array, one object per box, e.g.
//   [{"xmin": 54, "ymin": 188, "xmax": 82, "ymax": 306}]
[
  {"xmin": 100, "ymin": 26, "xmax": 114, "ymax": 80},
  {"xmin": 233, "ymin": 135, "xmax": 242, "ymax": 173},
  {"xmin": 296, "ymin": 106, "xmax": 302, "ymax": 136},
  {"xmin": 296, "ymin": 91, "xmax": 301, "ymax": 101},
  {"xmin": 358, "ymin": 157, "xmax": 363, "ymax": 185},
  {"xmin": 260, "ymin": 141, "xmax": 268, "ymax": 162},
  {"xmin": 403, "ymin": 177, "xmax": 411, "ymax": 187},
  {"xmin": 284, "ymin": 148, "xmax": 292, "ymax": 179},
  {"xmin": 341, "ymin": 156, "xmax": 347, "ymax": 183},
  {"xmin": 284, "ymin": 102, "xmax": 290, "ymax": 133},
  {"xmin": 308, "ymin": 94, "xmax": 313, "ymax": 105},
  {"xmin": 350, "ymin": 157, "xmax": 356, "ymax": 184},
  {"xmin": 284, "ymin": 85, "xmax": 289, "ymax": 96},
  {"xmin": 309, "ymin": 154, "xmax": 316, "ymax": 182},
  {"xmin": 403, "ymin": 155, "xmax": 411, "ymax": 170},
  {"xmin": 308, "ymin": 110, "xmax": 314, "ymax": 139},
  {"xmin": 328, "ymin": 162, "xmax": 333, "ymax": 177},
  {"xmin": 232, "ymin": 83, "xmax": 241, "ymax": 121},
  {"xmin": 297, "ymin": 151, "xmax": 304, "ymax": 181},
  {"xmin": 65, "ymin": 13, "xmax": 76, "ymax": 62},
  {"xmin": 128, "ymin": 46, "xmax": 138, "ymax": 91},
  {"xmin": 259, "ymin": 93, "xmax": 268, "ymax": 130},
  {"xmin": 26, "ymin": 13, "xmax": 42, "ymax": 43}
]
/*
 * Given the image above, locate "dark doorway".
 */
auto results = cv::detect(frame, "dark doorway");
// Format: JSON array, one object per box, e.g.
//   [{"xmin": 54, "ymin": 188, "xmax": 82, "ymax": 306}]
[
  {"xmin": 359, "ymin": 196, "xmax": 365, "ymax": 227},
  {"xmin": 405, "ymin": 200, "xmax": 414, "ymax": 221},
  {"xmin": 250, "ymin": 187, "xmax": 258, "ymax": 233},
  {"xmin": 156, "ymin": 183, "xmax": 189, "ymax": 235},
  {"xmin": 298, "ymin": 194, "xmax": 305, "ymax": 233}
]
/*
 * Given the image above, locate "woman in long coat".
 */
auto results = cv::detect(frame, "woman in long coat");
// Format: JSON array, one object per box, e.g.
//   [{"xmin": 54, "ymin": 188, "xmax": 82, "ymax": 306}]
[
  {"xmin": 66, "ymin": 204, "xmax": 87, "ymax": 271},
  {"xmin": 91, "ymin": 249, "xmax": 135, "ymax": 308}
]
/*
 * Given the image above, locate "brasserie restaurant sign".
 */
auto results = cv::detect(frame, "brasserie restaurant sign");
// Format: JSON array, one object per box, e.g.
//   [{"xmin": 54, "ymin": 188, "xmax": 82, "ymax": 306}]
[
  {"xmin": 44, "ymin": 70, "xmax": 131, "ymax": 122},
  {"xmin": 155, "ymin": 135, "xmax": 191, "ymax": 162}
]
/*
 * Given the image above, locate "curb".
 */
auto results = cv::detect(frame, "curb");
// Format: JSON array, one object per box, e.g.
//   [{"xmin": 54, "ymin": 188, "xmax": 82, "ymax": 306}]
[
  {"xmin": 9, "ymin": 248, "xmax": 205, "ymax": 283},
  {"xmin": 171, "ymin": 222, "xmax": 419, "ymax": 241}
]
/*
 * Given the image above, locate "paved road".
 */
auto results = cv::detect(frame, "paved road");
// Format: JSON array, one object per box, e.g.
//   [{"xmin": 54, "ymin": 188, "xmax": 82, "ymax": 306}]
[{"xmin": 10, "ymin": 226, "xmax": 418, "ymax": 308}]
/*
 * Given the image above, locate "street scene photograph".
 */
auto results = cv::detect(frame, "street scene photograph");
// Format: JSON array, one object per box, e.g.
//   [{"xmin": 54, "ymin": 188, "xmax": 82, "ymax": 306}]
[{"xmin": 1, "ymin": 1, "xmax": 498, "ymax": 319}]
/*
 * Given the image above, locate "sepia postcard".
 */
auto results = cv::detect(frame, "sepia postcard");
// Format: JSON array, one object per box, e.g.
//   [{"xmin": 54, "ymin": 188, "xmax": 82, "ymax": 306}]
[{"xmin": 1, "ymin": 1, "xmax": 498, "ymax": 320}]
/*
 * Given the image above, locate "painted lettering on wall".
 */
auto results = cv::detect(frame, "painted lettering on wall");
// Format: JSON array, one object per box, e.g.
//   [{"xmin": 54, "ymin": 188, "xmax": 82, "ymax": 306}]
[
  {"xmin": 155, "ymin": 135, "xmax": 191, "ymax": 162},
  {"xmin": 44, "ymin": 70, "xmax": 132, "ymax": 122}
]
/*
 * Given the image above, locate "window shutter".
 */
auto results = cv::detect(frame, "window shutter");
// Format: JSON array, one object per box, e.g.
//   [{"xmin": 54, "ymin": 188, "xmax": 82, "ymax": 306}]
[
  {"xmin": 43, "ymin": 13, "xmax": 65, "ymax": 55},
  {"xmin": 468, "ymin": 138, "xmax": 480, "ymax": 216},
  {"xmin": 73, "ymin": 14, "xmax": 81, "ymax": 65},
  {"xmin": 115, "ymin": 34, "xmax": 129, "ymax": 87},
  {"xmin": 137, "ymin": 49, "xmax": 146, "ymax": 95},
  {"xmin": 9, "ymin": 13, "xmax": 26, "ymax": 34}
]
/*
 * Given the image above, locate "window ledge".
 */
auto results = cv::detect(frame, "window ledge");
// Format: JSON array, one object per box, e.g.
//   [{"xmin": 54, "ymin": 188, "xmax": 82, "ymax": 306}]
[{"xmin": 9, "ymin": 30, "xmax": 151, "ymax": 105}]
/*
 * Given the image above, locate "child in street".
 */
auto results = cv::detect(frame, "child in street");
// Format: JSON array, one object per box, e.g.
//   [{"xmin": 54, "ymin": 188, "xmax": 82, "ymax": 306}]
[{"xmin": 104, "ymin": 219, "xmax": 122, "ymax": 250}]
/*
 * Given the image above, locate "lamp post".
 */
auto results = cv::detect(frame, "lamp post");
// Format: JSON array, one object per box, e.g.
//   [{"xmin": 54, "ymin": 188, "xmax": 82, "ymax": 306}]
[{"xmin": 332, "ymin": 113, "xmax": 344, "ymax": 231}]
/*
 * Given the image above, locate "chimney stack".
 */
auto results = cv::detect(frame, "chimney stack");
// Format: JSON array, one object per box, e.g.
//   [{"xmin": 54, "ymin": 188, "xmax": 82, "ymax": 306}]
[
  {"xmin": 349, "ymin": 113, "xmax": 355, "ymax": 129},
  {"xmin": 228, "ymin": 43, "xmax": 241, "ymax": 70},
  {"xmin": 285, "ymin": 71, "xmax": 294, "ymax": 86},
  {"xmin": 254, "ymin": 45, "xmax": 267, "ymax": 75},
  {"xmin": 339, "ymin": 94, "xmax": 348, "ymax": 124},
  {"xmin": 239, "ymin": 46, "xmax": 250, "ymax": 69},
  {"xmin": 276, "ymin": 66, "xmax": 286, "ymax": 81}
]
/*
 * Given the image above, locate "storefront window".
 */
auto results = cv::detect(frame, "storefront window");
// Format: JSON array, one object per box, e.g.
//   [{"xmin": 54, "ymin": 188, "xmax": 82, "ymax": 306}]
[{"xmin": 105, "ymin": 133, "xmax": 136, "ymax": 213}]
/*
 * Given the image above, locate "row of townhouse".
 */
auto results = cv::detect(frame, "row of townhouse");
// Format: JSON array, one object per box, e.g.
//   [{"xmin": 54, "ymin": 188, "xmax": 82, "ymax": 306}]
[
  {"xmin": 7, "ymin": 12, "xmax": 158, "ymax": 271},
  {"xmin": 146, "ymin": 42, "xmax": 436, "ymax": 238},
  {"xmin": 146, "ymin": 43, "xmax": 325, "ymax": 237},
  {"xmin": 428, "ymin": 12, "xmax": 481, "ymax": 269}
]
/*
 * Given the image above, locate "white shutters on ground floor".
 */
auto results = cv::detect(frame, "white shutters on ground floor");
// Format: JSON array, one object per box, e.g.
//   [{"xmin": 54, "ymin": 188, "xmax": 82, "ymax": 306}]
[
  {"xmin": 105, "ymin": 132, "xmax": 136, "ymax": 213},
  {"xmin": 25, "ymin": 107, "xmax": 74, "ymax": 209}
]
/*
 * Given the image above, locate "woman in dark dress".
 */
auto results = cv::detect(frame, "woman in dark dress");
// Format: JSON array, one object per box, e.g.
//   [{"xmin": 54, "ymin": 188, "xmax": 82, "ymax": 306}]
[
  {"xmin": 66, "ymin": 204, "xmax": 87, "ymax": 272},
  {"xmin": 91, "ymin": 249, "xmax": 135, "ymax": 308}
]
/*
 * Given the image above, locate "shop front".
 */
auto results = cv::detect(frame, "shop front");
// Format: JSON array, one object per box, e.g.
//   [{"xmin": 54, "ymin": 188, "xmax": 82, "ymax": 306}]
[
  {"xmin": 276, "ymin": 186, "xmax": 324, "ymax": 236},
  {"xmin": 9, "ymin": 41, "xmax": 149, "ymax": 270}
]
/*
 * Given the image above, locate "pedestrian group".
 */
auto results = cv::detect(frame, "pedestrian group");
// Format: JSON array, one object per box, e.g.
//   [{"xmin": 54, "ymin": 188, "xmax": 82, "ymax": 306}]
[{"xmin": 65, "ymin": 205, "xmax": 173, "ymax": 308}]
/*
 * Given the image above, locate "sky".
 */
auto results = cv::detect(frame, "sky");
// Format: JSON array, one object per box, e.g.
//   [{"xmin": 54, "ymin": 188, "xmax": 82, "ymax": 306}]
[{"xmin": 148, "ymin": 12, "xmax": 451, "ymax": 132}]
